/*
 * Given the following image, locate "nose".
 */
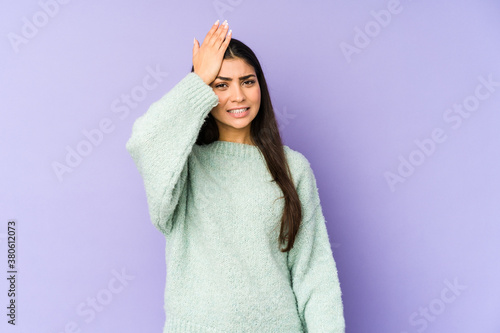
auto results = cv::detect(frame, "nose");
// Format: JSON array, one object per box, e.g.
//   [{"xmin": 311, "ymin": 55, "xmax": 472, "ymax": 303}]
[{"xmin": 230, "ymin": 84, "xmax": 245, "ymax": 102}]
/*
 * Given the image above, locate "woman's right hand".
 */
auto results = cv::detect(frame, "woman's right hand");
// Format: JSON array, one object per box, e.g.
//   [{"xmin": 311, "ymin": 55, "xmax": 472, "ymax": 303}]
[{"xmin": 193, "ymin": 20, "xmax": 232, "ymax": 86}]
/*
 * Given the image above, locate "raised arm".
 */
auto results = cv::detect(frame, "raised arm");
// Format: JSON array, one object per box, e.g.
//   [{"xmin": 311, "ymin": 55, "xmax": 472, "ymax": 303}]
[{"xmin": 125, "ymin": 20, "xmax": 231, "ymax": 235}]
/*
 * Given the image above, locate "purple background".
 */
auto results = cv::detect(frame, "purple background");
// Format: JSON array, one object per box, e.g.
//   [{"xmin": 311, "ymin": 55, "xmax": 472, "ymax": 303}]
[{"xmin": 2, "ymin": 1, "xmax": 499, "ymax": 332}]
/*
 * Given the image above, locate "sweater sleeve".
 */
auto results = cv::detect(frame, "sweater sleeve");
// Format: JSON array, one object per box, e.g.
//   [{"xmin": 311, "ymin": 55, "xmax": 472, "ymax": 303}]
[
  {"xmin": 125, "ymin": 72, "xmax": 219, "ymax": 236},
  {"xmin": 287, "ymin": 159, "xmax": 345, "ymax": 333}
]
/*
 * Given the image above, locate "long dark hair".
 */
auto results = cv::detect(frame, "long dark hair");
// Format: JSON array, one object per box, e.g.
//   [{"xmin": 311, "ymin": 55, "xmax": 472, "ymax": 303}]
[{"xmin": 190, "ymin": 38, "xmax": 302, "ymax": 252}]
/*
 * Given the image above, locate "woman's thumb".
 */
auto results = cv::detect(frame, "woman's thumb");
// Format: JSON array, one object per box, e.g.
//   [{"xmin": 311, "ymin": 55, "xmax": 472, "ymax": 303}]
[{"xmin": 193, "ymin": 38, "xmax": 199, "ymax": 54}]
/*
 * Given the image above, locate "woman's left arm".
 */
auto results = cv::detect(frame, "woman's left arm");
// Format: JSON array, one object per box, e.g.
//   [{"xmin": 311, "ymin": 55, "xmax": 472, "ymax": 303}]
[{"xmin": 287, "ymin": 159, "xmax": 346, "ymax": 333}]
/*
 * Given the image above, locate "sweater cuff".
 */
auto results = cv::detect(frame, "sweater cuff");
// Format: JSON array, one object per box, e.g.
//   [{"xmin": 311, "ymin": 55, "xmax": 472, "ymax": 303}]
[{"xmin": 176, "ymin": 72, "xmax": 219, "ymax": 112}]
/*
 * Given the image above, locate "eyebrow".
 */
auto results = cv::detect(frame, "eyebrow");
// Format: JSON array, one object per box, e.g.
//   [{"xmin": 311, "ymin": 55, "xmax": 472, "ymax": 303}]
[{"xmin": 215, "ymin": 74, "xmax": 256, "ymax": 81}]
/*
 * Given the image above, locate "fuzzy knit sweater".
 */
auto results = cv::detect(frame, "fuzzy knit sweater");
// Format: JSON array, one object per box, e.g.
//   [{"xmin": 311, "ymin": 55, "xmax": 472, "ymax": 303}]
[{"xmin": 125, "ymin": 72, "xmax": 345, "ymax": 332}]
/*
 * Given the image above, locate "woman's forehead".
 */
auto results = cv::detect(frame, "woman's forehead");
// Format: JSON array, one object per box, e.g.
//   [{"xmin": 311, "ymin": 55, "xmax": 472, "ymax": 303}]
[{"xmin": 219, "ymin": 58, "xmax": 256, "ymax": 76}]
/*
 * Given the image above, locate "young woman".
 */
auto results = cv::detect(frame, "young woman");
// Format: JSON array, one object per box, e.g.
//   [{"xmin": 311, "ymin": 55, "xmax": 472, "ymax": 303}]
[{"xmin": 126, "ymin": 19, "xmax": 345, "ymax": 332}]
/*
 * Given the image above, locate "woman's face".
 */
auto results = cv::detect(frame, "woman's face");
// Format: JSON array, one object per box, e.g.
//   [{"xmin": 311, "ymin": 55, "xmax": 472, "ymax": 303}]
[{"xmin": 209, "ymin": 57, "xmax": 261, "ymax": 143}]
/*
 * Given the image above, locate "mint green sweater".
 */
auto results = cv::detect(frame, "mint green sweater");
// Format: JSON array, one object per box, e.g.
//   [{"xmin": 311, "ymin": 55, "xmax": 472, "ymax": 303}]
[{"xmin": 126, "ymin": 72, "xmax": 345, "ymax": 332}]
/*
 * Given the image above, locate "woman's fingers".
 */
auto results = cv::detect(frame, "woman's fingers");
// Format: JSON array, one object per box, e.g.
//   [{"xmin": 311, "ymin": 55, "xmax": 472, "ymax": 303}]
[
  {"xmin": 207, "ymin": 20, "xmax": 229, "ymax": 48},
  {"xmin": 222, "ymin": 29, "xmax": 232, "ymax": 50},
  {"xmin": 192, "ymin": 20, "xmax": 231, "ymax": 85},
  {"xmin": 202, "ymin": 20, "xmax": 220, "ymax": 47},
  {"xmin": 216, "ymin": 21, "xmax": 229, "ymax": 48}
]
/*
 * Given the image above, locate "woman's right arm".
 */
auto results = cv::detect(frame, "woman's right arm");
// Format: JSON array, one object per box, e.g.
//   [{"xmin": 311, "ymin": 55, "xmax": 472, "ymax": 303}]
[
  {"xmin": 125, "ymin": 73, "xmax": 218, "ymax": 235},
  {"xmin": 125, "ymin": 20, "xmax": 231, "ymax": 236}
]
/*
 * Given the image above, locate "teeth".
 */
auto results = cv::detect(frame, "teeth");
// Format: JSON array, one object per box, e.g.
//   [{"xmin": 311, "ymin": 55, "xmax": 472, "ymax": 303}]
[{"xmin": 228, "ymin": 108, "xmax": 248, "ymax": 113}]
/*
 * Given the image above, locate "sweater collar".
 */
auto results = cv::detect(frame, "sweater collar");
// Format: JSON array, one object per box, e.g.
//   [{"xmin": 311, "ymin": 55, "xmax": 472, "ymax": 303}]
[{"xmin": 200, "ymin": 140, "xmax": 264, "ymax": 159}]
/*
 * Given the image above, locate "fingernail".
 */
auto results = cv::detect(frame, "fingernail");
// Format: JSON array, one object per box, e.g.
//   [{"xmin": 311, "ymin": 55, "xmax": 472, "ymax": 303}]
[
  {"xmin": 222, "ymin": 20, "xmax": 228, "ymax": 26},
  {"xmin": 214, "ymin": 19, "xmax": 219, "ymax": 25},
  {"xmin": 228, "ymin": 29, "xmax": 232, "ymax": 35}
]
